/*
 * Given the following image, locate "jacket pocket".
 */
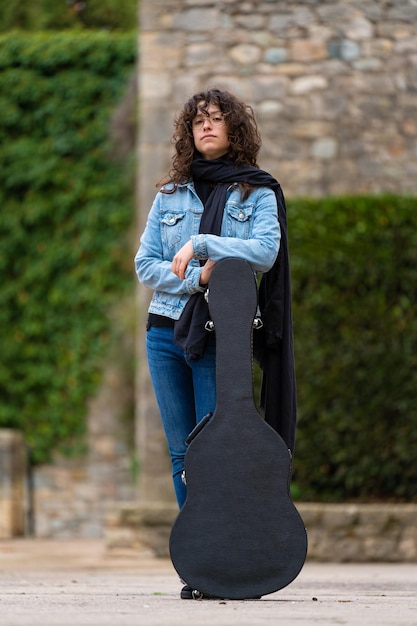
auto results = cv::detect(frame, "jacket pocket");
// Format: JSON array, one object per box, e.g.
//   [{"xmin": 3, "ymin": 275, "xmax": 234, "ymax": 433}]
[
  {"xmin": 160, "ymin": 212, "xmax": 186, "ymax": 249},
  {"xmin": 225, "ymin": 203, "xmax": 253, "ymax": 238}
]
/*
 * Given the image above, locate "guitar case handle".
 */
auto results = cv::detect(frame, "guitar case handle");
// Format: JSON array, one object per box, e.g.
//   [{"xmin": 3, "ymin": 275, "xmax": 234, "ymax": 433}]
[{"xmin": 185, "ymin": 412, "xmax": 213, "ymax": 446}]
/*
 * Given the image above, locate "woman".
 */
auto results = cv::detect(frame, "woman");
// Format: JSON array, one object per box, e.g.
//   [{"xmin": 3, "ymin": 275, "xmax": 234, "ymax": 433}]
[{"xmin": 135, "ymin": 88, "xmax": 295, "ymax": 514}]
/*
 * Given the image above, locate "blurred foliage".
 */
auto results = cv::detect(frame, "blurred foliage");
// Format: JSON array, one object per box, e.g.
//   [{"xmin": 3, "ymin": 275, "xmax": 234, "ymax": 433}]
[
  {"xmin": 0, "ymin": 0, "xmax": 137, "ymax": 32},
  {"xmin": 288, "ymin": 196, "xmax": 417, "ymax": 502},
  {"xmin": 0, "ymin": 32, "xmax": 136, "ymax": 463}
]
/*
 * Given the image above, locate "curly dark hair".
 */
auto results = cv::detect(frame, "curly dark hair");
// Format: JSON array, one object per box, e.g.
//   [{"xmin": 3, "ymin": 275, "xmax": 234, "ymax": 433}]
[{"xmin": 158, "ymin": 89, "xmax": 262, "ymax": 187}]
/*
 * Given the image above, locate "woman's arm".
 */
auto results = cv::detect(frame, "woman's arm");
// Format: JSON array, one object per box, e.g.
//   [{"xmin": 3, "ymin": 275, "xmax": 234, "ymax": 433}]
[
  {"xmin": 135, "ymin": 194, "xmax": 204, "ymax": 295},
  {"xmin": 172, "ymin": 187, "xmax": 280, "ymax": 278}
]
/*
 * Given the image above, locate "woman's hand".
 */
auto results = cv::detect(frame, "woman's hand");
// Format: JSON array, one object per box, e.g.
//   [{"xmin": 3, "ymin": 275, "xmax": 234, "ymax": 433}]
[
  {"xmin": 171, "ymin": 240, "xmax": 194, "ymax": 280},
  {"xmin": 199, "ymin": 259, "xmax": 216, "ymax": 285}
]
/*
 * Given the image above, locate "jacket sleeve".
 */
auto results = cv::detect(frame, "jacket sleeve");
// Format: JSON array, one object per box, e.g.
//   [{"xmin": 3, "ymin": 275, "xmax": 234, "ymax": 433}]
[
  {"xmin": 191, "ymin": 187, "xmax": 280, "ymax": 273},
  {"xmin": 134, "ymin": 192, "xmax": 203, "ymax": 295}
]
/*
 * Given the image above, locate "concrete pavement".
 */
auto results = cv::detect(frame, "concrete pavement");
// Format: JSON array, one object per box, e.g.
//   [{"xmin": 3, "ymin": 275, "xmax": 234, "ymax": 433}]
[{"xmin": 1, "ymin": 539, "xmax": 417, "ymax": 626}]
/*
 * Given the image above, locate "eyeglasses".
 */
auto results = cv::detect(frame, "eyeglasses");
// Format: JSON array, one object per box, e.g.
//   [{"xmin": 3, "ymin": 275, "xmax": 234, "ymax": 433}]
[{"xmin": 191, "ymin": 112, "xmax": 226, "ymax": 130}]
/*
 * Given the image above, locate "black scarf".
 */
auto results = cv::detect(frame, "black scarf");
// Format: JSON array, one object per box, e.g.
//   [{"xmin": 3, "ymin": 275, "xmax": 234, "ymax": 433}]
[{"xmin": 174, "ymin": 157, "xmax": 297, "ymax": 452}]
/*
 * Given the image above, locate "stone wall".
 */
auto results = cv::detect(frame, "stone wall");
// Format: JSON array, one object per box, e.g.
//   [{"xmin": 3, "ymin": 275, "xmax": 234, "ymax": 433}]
[
  {"xmin": 300, "ymin": 503, "xmax": 417, "ymax": 562},
  {"xmin": 107, "ymin": 502, "xmax": 417, "ymax": 562},
  {"xmin": 140, "ymin": 0, "xmax": 417, "ymax": 197},
  {"xmin": 33, "ymin": 364, "xmax": 136, "ymax": 538}
]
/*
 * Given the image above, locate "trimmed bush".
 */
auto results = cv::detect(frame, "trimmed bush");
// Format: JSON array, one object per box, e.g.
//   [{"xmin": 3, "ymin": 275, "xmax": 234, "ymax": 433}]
[
  {"xmin": 289, "ymin": 196, "xmax": 417, "ymax": 502},
  {"xmin": 0, "ymin": 0, "xmax": 137, "ymax": 32},
  {"xmin": 0, "ymin": 32, "xmax": 136, "ymax": 463}
]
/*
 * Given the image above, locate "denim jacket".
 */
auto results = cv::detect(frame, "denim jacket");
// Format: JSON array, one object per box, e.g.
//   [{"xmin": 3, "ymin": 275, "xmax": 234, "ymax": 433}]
[{"xmin": 134, "ymin": 181, "xmax": 280, "ymax": 320}]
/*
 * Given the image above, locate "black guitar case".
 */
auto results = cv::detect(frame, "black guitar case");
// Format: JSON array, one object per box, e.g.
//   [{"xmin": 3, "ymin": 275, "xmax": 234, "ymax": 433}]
[{"xmin": 169, "ymin": 258, "xmax": 307, "ymax": 599}]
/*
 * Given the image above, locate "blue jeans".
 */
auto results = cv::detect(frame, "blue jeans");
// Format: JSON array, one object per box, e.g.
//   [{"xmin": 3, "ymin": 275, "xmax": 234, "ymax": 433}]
[{"xmin": 146, "ymin": 325, "xmax": 216, "ymax": 508}]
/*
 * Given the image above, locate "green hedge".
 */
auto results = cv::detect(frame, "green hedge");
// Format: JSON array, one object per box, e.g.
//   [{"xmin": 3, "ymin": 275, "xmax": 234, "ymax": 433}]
[
  {"xmin": 0, "ymin": 32, "xmax": 136, "ymax": 463},
  {"xmin": 0, "ymin": 0, "xmax": 137, "ymax": 32},
  {"xmin": 289, "ymin": 196, "xmax": 417, "ymax": 502}
]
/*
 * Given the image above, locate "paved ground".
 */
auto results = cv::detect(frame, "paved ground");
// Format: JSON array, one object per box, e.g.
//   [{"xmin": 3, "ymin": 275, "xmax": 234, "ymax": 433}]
[{"xmin": 1, "ymin": 539, "xmax": 417, "ymax": 626}]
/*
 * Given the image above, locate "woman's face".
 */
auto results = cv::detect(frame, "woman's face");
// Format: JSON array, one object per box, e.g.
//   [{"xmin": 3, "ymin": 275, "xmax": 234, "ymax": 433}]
[{"xmin": 191, "ymin": 101, "xmax": 230, "ymax": 160}]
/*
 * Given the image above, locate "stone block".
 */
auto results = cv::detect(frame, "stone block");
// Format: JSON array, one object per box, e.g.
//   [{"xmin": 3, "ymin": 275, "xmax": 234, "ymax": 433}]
[
  {"xmin": 264, "ymin": 47, "xmax": 288, "ymax": 65},
  {"xmin": 106, "ymin": 526, "xmax": 138, "ymax": 549},
  {"xmin": 172, "ymin": 8, "xmax": 218, "ymax": 31},
  {"xmin": 106, "ymin": 501, "xmax": 178, "ymax": 557},
  {"xmin": 289, "ymin": 39, "xmax": 327, "ymax": 62},
  {"xmin": 398, "ymin": 526, "xmax": 417, "ymax": 561},
  {"xmin": 345, "ymin": 16, "xmax": 374, "ymax": 40},
  {"xmin": 388, "ymin": 4, "xmax": 417, "ymax": 22},
  {"xmin": 290, "ymin": 75, "xmax": 328, "ymax": 94},
  {"xmin": 251, "ymin": 75, "xmax": 289, "ymax": 100},
  {"xmin": 321, "ymin": 504, "xmax": 360, "ymax": 530},
  {"xmin": 363, "ymin": 536, "xmax": 399, "ymax": 562},
  {"xmin": 186, "ymin": 43, "xmax": 218, "ymax": 67},
  {"xmin": 353, "ymin": 58, "xmax": 383, "ymax": 71},
  {"xmin": 229, "ymin": 44, "xmax": 262, "ymax": 65},
  {"xmin": 235, "ymin": 14, "xmax": 265, "ymax": 30},
  {"xmin": 0, "ymin": 430, "xmax": 27, "ymax": 538},
  {"xmin": 291, "ymin": 121, "xmax": 333, "ymax": 139},
  {"xmin": 311, "ymin": 137, "xmax": 338, "ymax": 159}
]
